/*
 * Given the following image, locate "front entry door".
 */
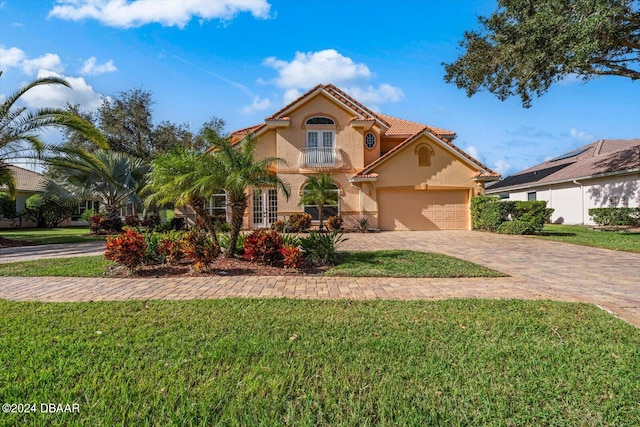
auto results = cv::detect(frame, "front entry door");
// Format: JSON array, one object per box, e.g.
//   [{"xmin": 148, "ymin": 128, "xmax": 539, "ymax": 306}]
[{"xmin": 252, "ymin": 189, "xmax": 278, "ymax": 228}]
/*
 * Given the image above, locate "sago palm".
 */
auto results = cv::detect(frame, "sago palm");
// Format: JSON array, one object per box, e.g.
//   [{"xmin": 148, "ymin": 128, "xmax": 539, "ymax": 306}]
[
  {"xmin": 0, "ymin": 72, "xmax": 107, "ymax": 197},
  {"xmin": 298, "ymin": 173, "xmax": 338, "ymax": 231}
]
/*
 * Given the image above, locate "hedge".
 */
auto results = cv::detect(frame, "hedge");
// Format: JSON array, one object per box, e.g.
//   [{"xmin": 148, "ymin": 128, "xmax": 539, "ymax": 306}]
[
  {"xmin": 588, "ymin": 207, "xmax": 640, "ymax": 226},
  {"xmin": 471, "ymin": 196, "xmax": 552, "ymax": 235}
]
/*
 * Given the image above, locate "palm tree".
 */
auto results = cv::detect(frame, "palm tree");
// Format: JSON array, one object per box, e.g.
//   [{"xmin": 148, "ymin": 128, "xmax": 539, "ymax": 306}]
[
  {"xmin": 0, "ymin": 72, "xmax": 107, "ymax": 197},
  {"xmin": 144, "ymin": 147, "xmax": 224, "ymax": 253},
  {"xmin": 45, "ymin": 148, "xmax": 149, "ymax": 229},
  {"xmin": 298, "ymin": 173, "xmax": 339, "ymax": 231},
  {"xmin": 205, "ymin": 131, "xmax": 290, "ymax": 258}
]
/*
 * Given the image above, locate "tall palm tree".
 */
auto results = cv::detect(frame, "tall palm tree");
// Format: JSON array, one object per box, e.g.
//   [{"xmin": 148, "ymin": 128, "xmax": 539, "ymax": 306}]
[
  {"xmin": 45, "ymin": 148, "xmax": 149, "ymax": 229},
  {"xmin": 0, "ymin": 72, "xmax": 107, "ymax": 197},
  {"xmin": 298, "ymin": 173, "xmax": 339, "ymax": 231},
  {"xmin": 206, "ymin": 131, "xmax": 290, "ymax": 258},
  {"xmin": 144, "ymin": 147, "xmax": 224, "ymax": 252}
]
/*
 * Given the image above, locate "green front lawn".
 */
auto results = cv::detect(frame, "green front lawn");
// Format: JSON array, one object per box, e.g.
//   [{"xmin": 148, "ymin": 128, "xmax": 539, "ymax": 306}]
[
  {"xmin": 0, "ymin": 256, "xmax": 112, "ymax": 277},
  {"xmin": 326, "ymin": 250, "xmax": 506, "ymax": 277},
  {"xmin": 1, "ymin": 299, "xmax": 638, "ymax": 426},
  {"xmin": 0, "ymin": 227, "xmax": 105, "ymax": 245},
  {"xmin": 536, "ymin": 224, "xmax": 640, "ymax": 253}
]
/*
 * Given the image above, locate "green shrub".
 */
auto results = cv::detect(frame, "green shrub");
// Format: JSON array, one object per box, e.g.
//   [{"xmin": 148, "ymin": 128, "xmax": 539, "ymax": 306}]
[
  {"xmin": 218, "ymin": 232, "xmax": 246, "ymax": 255},
  {"xmin": 243, "ymin": 230, "xmax": 284, "ymax": 266},
  {"xmin": 281, "ymin": 233, "xmax": 301, "ymax": 248},
  {"xmin": 24, "ymin": 194, "xmax": 75, "ymax": 228},
  {"xmin": 327, "ymin": 215, "xmax": 343, "ymax": 231},
  {"xmin": 496, "ymin": 220, "xmax": 537, "ymax": 235},
  {"xmin": 80, "ymin": 208, "xmax": 96, "ymax": 222},
  {"xmin": 356, "ymin": 217, "xmax": 369, "ymax": 232},
  {"xmin": 0, "ymin": 192, "xmax": 16, "ymax": 219},
  {"xmin": 471, "ymin": 196, "xmax": 552, "ymax": 233},
  {"xmin": 588, "ymin": 207, "xmax": 640, "ymax": 226},
  {"xmin": 104, "ymin": 227, "xmax": 147, "ymax": 273},
  {"xmin": 299, "ymin": 230, "xmax": 347, "ymax": 266},
  {"xmin": 272, "ymin": 219, "xmax": 287, "ymax": 232},
  {"xmin": 471, "ymin": 196, "xmax": 505, "ymax": 231},
  {"xmin": 144, "ymin": 232, "xmax": 163, "ymax": 264}
]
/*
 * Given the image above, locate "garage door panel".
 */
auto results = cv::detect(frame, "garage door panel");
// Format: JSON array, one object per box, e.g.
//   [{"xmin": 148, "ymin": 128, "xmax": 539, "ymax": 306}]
[{"xmin": 378, "ymin": 190, "xmax": 469, "ymax": 230}]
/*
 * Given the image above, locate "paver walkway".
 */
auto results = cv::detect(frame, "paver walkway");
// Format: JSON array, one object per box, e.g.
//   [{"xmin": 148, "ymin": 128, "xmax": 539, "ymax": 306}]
[{"xmin": 1, "ymin": 231, "xmax": 639, "ymax": 327}]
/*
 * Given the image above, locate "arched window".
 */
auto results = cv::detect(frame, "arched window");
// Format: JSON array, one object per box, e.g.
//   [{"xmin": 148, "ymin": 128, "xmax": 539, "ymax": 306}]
[
  {"xmin": 302, "ymin": 183, "xmax": 339, "ymax": 221},
  {"xmin": 415, "ymin": 144, "xmax": 434, "ymax": 166},
  {"xmin": 305, "ymin": 117, "xmax": 335, "ymax": 125}
]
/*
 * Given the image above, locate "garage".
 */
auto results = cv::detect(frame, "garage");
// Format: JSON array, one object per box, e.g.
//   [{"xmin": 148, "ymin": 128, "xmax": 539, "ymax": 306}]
[{"xmin": 377, "ymin": 190, "xmax": 469, "ymax": 230}]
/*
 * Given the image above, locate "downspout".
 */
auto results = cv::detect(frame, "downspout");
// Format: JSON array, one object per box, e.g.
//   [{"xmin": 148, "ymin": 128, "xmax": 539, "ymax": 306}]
[{"xmin": 573, "ymin": 180, "xmax": 584, "ymax": 224}]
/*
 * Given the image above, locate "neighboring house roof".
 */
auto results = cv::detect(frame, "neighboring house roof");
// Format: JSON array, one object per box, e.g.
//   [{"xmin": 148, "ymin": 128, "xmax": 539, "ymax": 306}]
[
  {"xmin": 0, "ymin": 165, "xmax": 46, "ymax": 193},
  {"xmin": 227, "ymin": 83, "xmax": 499, "ymax": 180},
  {"xmin": 487, "ymin": 139, "xmax": 640, "ymax": 193}
]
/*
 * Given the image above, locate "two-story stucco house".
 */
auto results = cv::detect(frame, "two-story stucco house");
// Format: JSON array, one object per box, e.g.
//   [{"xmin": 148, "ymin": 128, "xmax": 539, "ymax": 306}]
[{"xmin": 220, "ymin": 84, "xmax": 499, "ymax": 231}]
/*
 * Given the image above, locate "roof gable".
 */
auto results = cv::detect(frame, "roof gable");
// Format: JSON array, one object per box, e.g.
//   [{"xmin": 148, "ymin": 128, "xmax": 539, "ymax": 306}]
[{"xmin": 488, "ymin": 139, "xmax": 640, "ymax": 192}]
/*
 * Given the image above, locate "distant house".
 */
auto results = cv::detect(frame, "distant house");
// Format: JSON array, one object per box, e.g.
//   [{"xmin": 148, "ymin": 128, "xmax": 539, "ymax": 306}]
[
  {"xmin": 486, "ymin": 139, "xmax": 640, "ymax": 225},
  {"xmin": 0, "ymin": 165, "xmax": 46, "ymax": 228},
  {"xmin": 200, "ymin": 84, "xmax": 499, "ymax": 230}
]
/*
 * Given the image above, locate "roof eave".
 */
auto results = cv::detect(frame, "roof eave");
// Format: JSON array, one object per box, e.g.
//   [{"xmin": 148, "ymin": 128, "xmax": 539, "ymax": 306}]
[{"xmin": 486, "ymin": 167, "xmax": 640, "ymax": 194}]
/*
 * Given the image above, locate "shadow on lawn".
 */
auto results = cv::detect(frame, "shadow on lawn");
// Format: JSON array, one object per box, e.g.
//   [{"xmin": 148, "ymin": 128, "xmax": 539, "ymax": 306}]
[{"xmin": 537, "ymin": 232, "xmax": 577, "ymax": 237}]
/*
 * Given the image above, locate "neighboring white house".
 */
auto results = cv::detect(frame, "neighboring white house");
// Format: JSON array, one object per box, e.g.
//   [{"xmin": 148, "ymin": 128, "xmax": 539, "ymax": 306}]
[
  {"xmin": 0, "ymin": 165, "xmax": 46, "ymax": 228},
  {"xmin": 486, "ymin": 139, "xmax": 640, "ymax": 225}
]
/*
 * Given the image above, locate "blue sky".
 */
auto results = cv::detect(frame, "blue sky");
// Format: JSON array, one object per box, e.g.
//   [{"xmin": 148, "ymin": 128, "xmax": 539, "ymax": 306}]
[{"xmin": 1, "ymin": 0, "xmax": 638, "ymax": 176}]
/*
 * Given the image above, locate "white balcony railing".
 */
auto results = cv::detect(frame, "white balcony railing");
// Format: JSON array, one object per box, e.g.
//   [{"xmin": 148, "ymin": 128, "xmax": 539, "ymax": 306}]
[{"xmin": 298, "ymin": 147, "xmax": 343, "ymax": 169}]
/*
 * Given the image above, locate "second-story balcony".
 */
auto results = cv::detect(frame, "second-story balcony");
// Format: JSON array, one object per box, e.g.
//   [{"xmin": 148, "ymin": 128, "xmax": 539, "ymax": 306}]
[{"xmin": 298, "ymin": 147, "xmax": 344, "ymax": 170}]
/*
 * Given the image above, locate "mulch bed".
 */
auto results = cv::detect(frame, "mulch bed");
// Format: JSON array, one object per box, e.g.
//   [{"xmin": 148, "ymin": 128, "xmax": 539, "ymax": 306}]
[{"xmin": 107, "ymin": 257, "xmax": 330, "ymax": 278}]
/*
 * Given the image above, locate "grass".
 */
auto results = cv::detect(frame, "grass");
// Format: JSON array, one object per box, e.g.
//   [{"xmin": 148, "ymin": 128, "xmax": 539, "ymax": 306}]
[
  {"xmin": 0, "ymin": 255, "xmax": 112, "ymax": 277},
  {"xmin": 326, "ymin": 250, "xmax": 506, "ymax": 278},
  {"xmin": 0, "ymin": 298, "xmax": 638, "ymax": 426},
  {"xmin": 0, "ymin": 250, "xmax": 505, "ymax": 278},
  {"xmin": 536, "ymin": 224, "xmax": 640, "ymax": 253},
  {"xmin": 0, "ymin": 227, "xmax": 105, "ymax": 245}
]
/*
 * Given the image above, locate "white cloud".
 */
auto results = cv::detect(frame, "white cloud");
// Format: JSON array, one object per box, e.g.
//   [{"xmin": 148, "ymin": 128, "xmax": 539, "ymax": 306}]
[
  {"xmin": 20, "ymin": 70, "xmax": 104, "ymax": 111},
  {"xmin": 242, "ymin": 96, "xmax": 272, "ymax": 114},
  {"xmin": 493, "ymin": 159, "xmax": 512, "ymax": 176},
  {"xmin": 49, "ymin": 0, "xmax": 272, "ymax": 28},
  {"xmin": 264, "ymin": 49, "xmax": 371, "ymax": 89},
  {"xmin": 463, "ymin": 145, "xmax": 481, "ymax": 161},
  {"xmin": 569, "ymin": 128, "xmax": 593, "ymax": 143},
  {"xmin": 21, "ymin": 53, "xmax": 64, "ymax": 75},
  {"xmin": 80, "ymin": 57, "xmax": 117, "ymax": 75},
  {"xmin": 0, "ymin": 46, "xmax": 26, "ymax": 70},
  {"xmin": 262, "ymin": 49, "xmax": 403, "ymax": 108}
]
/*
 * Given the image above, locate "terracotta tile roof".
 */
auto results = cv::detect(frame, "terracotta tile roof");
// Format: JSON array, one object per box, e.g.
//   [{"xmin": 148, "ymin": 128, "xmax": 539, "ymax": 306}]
[
  {"xmin": 229, "ymin": 123, "xmax": 267, "ymax": 142},
  {"xmin": 0, "ymin": 165, "xmax": 46, "ymax": 192},
  {"xmin": 374, "ymin": 113, "xmax": 455, "ymax": 138},
  {"xmin": 487, "ymin": 139, "xmax": 640, "ymax": 192}
]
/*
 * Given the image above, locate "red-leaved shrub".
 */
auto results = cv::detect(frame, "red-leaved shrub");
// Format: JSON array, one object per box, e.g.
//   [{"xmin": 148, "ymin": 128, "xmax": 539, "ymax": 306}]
[
  {"xmin": 280, "ymin": 245, "xmax": 304, "ymax": 269},
  {"xmin": 104, "ymin": 227, "xmax": 146, "ymax": 273},
  {"xmin": 157, "ymin": 233, "xmax": 184, "ymax": 265},
  {"xmin": 89, "ymin": 214, "xmax": 104, "ymax": 234},
  {"xmin": 243, "ymin": 229, "xmax": 283, "ymax": 266},
  {"xmin": 182, "ymin": 229, "xmax": 218, "ymax": 272}
]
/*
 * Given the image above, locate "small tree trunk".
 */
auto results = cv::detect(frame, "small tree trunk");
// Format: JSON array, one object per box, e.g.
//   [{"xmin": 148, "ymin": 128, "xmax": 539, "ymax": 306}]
[
  {"xmin": 318, "ymin": 204, "xmax": 324, "ymax": 232},
  {"xmin": 226, "ymin": 199, "xmax": 247, "ymax": 258},
  {"xmin": 189, "ymin": 196, "xmax": 220, "ymax": 256}
]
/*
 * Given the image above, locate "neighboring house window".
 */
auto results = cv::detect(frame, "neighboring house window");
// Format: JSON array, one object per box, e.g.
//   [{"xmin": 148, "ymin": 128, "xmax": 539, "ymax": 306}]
[
  {"xmin": 302, "ymin": 184, "xmax": 339, "ymax": 221},
  {"xmin": 415, "ymin": 144, "xmax": 434, "ymax": 166},
  {"xmin": 499, "ymin": 193, "xmax": 510, "ymax": 200},
  {"xmin": 527, "ymin": 192, "xmax": 537, "ymax": 201},
  {"xmin": 206, "ymin": 192, "xmax": 227, "ymax": 222},
  {"xmin": 364, "ymin": 132, "xmax": 376, "ymax": 149},
  {"xmin": 72, "ymin": 200, "xmax": 100, "ymax": 221}
]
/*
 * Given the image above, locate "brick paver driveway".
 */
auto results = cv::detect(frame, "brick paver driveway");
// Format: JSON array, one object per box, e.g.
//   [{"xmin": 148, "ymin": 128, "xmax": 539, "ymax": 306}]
[{"xmin": 1, "ymin": 231, "xmax": 639, "ymax": 327}]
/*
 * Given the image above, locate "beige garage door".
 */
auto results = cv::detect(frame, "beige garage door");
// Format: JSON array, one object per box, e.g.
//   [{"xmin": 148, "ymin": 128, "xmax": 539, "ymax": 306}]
[{"xmin": 378, "ymin": 190, "xmax": 469, "ymax": 230}]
